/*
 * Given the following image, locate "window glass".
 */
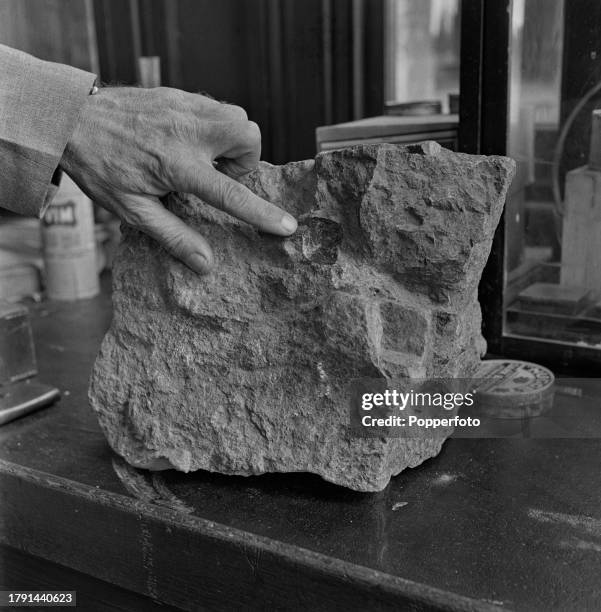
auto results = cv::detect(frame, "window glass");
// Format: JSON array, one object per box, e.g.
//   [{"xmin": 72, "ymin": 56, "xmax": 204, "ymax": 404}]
[
  {"xmin": 505, "ymin": 0, "xmax": 601, "ymax": 349},
  {"xmin": 385, "ymin": 0, "xmax": 460, "ymax": 114}
]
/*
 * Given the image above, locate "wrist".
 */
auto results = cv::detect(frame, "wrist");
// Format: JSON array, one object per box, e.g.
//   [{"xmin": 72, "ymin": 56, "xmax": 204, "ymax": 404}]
[{"xmin": 60, "ymin": 88, "xmax": 100, "ymax": 177}]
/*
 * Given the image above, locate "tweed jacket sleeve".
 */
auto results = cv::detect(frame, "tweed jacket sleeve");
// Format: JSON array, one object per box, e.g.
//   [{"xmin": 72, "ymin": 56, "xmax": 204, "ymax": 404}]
[{"xmin": 0, "ymin": 44, "xmax": 96, "ymax": 217}]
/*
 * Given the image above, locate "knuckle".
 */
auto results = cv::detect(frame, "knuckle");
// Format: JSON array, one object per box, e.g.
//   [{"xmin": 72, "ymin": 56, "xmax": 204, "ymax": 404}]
[
  {"xmin": 147, "ymin": 146, "xmax": 169, "ymax": 184},
  {"xmin": 225, "ymin": 104, "xmax": 248, "ymax": 121},
  {"xmin": 220, "ymin": 179, "xmax": 249, "ymax": 210},
  {"xmin": 161, "ymin": 228, "xmax": 189, "ymax": 258},
  {"xmin": 244, "ymin": 121, "xmax": 261, "ymax": 144},
  {"xmin": 157, "ymin": 86, "xmax": 185, "ymax": 108},
  {"xmin": 198, "ymin": 90, "xmax": 217, "ymax": 102},
  {"xmin": 120, "ymin": 204, "xmax": 148, "ymax": 229},
  {"xmin": 161, "ymin": 147, "xmax": 192, "ymax": 189},
  {"xmin": 142, "ymin": 124, "xmax": 177, "ymax": 180},
  {"xmin": 165, "ymin": 108, "xmax": 184, "ymax": 136}
]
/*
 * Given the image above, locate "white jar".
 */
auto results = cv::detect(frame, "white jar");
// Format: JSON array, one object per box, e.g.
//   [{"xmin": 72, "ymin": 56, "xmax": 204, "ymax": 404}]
[{"xmin": 41, "ymin": 174, "xmax": 99, "ymax": 300}]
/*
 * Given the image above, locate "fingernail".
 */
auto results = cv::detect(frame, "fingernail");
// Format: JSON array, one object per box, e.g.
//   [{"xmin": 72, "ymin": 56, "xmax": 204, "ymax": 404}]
[
  {"xmin": 281, "ymin": 213, "xmax": 297, "ymax": 234},
  {"xmin": 189, "ymin": 253, "xmax": 211, "ymax": 274}
]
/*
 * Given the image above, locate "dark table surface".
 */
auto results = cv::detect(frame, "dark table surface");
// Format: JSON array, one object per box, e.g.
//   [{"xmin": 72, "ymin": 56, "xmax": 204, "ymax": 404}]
[{"xmin": 2, "ymin": 276, "xmax": 601, "ymax": 611}]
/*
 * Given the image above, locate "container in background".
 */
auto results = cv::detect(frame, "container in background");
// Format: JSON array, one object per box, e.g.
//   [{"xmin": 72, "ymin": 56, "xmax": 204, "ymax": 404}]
[{"xmin": 41, "ymin": 174, "xmax": 99, "ymax": 300}]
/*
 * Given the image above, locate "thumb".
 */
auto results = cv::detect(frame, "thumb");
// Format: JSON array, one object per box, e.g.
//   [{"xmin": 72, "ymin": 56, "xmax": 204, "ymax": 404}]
[{"xmin": 117, "ymin": 194, "xmax": 214, "ymax": 275}]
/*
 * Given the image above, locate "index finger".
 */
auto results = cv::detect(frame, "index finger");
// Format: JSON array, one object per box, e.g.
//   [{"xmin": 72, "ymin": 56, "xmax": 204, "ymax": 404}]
[{"xmin": 177, "ymin": 160, "xmax": 297, "ymax": 236}]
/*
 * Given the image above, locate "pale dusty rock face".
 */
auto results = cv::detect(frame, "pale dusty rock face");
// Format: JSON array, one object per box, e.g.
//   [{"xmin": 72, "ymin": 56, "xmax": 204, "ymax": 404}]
[{"xmin": 89, "ymin": 142, "xmax": 514, "ymax": 492}]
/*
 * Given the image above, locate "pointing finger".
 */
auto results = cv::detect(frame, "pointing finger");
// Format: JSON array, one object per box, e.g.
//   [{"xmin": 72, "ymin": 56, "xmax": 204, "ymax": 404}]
[
  {"xmin": 177, "ymin": 161, "xmax": 297, "ymax": 236},
  {"xmin": 118, "ymin": 194, "xmax": 214, "ymax": 274}
]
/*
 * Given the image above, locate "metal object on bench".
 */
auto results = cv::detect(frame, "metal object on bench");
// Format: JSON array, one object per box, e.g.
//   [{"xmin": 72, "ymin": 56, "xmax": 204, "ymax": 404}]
[
  {"xmin": 0, "ymin": 301, "xmax": 37, "ymax": 384},
  {"xmin": 0, "ymin": 300, "xmax": 59, "ymax": 425}
]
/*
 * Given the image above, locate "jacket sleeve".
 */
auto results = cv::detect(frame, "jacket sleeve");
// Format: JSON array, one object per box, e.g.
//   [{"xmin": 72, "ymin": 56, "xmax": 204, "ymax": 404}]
[{"xmin": 0, "ymin": 44, "xmax": 96, "ymax": 217}]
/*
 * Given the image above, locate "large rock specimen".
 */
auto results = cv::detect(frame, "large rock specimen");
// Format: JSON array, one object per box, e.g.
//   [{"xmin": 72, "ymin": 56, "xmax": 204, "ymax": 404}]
[{"xmin": 89, "ymin": 142, "xmax": 514, "ymax": 492}]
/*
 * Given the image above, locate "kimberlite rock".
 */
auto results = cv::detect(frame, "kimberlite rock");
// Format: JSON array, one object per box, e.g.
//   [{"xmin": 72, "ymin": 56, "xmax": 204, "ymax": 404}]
[{"xmin": 89, "ymin": 142, "xmax": 514, "ymax": 492}]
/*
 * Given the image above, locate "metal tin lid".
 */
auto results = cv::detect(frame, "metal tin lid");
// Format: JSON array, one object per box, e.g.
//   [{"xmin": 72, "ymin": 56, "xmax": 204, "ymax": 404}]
[{"xmin": 474, "ymin": 359, "xmax": 555, "ymax": 416}]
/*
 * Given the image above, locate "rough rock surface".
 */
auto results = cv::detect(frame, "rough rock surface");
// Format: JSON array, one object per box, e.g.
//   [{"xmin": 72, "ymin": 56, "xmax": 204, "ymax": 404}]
[{"xmin": 89, "ymin": 142, "xmax": 514, "ymax": 492}]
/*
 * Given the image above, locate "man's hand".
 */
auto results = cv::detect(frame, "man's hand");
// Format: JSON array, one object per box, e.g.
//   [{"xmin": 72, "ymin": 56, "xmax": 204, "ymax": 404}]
[{"xmin": 60, "ymin": 86, "xmax": 297, "ymax": 274}]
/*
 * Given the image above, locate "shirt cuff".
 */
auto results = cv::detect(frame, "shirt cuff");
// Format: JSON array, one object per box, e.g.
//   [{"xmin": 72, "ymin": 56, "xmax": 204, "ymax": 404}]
[{"xmin": 0, "ymin": 44, "xmax": 96, "ymax": 217}]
